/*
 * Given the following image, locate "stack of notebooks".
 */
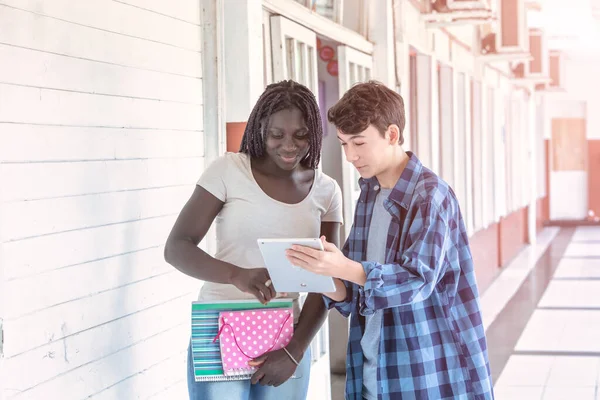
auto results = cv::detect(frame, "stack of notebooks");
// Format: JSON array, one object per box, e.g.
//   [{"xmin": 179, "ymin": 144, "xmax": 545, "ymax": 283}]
[{"xmin": 190, "ymin": 298, "xmax": 294, "ymax": 382}]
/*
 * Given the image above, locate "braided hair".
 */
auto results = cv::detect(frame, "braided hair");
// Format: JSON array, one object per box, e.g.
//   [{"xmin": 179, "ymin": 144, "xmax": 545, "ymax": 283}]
[{"xmin": 239, "ymin": 80, "xmax": 323, "ymax": 169}]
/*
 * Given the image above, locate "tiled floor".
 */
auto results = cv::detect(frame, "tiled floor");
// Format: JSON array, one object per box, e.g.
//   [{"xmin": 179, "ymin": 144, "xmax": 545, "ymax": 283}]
[
  {"xmin": 479, "ymin": 228, "xmax": 560, "ymax": 331},
  {"xmin": 491, "ymin": 226, "xmax": 600, "ymax": 399}
]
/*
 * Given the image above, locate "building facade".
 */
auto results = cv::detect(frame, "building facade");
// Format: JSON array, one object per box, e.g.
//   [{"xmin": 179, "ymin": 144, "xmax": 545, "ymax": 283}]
[{"xmin": 3, "ymin": 0, "xmax": 598, "ymax": 399}]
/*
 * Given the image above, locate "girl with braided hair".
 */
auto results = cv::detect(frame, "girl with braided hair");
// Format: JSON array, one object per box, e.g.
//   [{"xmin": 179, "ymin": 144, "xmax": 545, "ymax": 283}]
[{"xmin": 165, "ymin": 80, "xmax": 343, "ymax": 400}]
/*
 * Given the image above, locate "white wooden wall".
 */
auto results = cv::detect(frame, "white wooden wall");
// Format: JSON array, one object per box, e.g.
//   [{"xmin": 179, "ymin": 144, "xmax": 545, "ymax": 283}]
[{"xmin": 0, "ymin": 1, "xmax": 204, "ymax": 398}]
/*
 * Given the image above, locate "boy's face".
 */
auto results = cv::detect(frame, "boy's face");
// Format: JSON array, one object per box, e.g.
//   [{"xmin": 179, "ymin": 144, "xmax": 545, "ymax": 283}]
[{"xmin": 337, "ymin": 124, "xmax": 399, "ymax": 179}]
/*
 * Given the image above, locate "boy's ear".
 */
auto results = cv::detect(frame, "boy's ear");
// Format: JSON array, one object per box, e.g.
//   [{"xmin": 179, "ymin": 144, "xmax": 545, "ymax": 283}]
[{"xmin": 387, "ymin": 124, "xmax": 401, "ymax": 145}]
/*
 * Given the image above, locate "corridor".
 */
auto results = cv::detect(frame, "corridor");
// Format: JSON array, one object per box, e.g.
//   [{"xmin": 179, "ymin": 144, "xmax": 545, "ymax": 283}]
[{"xmin": 485, "ymin": 227, "xmax": 600, "ymax": 399}]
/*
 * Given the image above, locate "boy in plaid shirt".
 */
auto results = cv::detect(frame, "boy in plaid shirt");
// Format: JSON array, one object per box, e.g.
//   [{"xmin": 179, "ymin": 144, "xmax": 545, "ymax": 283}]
[{"xmin": 287, "ymin": 82, "xmax": 494, "ymax": 400}]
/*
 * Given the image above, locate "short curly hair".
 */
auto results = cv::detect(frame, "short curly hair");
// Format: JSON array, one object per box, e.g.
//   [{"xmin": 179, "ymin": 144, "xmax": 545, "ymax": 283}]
[{"xmin": 327, "ymin": 81, "xmax": 406, "ymax": 145}]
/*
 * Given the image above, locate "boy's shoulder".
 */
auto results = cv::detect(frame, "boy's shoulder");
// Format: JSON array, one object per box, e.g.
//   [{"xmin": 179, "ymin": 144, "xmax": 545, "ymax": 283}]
[{"xmin": 411, "ymin": 166, "xmax": 458, "ymax": 212}]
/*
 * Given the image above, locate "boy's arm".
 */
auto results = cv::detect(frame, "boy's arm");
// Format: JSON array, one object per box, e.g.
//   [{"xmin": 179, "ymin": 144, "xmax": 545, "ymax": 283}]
[
  {"xmin": 287, "ymin": 221, "xmax": 341, "ymax": 356},
  {"xmin": 289, "ymin": 202, "xmax": 455, "ymax": 316},
  {"xmin": 323, "ymin": 278, "xmax": 348, "ymax": 302},
  {"xmin": 350, "ymin": 201, "xmax": 454, "ymax": 315},
  {"xmin": 321, "ymin": 277, "xmax": 356, "ymax": 318},
  {"xmin": 310, "ymin": 239, "xmax": 357, "ymax": 318}
]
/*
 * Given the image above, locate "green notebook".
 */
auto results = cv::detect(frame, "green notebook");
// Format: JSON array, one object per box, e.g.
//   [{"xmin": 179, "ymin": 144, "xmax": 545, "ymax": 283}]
[{"xmin": 191, "ymin": 299, "xmax": 294, "ymax": 382}]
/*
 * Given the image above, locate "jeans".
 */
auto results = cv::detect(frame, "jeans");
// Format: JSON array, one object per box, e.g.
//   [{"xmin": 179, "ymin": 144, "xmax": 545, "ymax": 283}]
[{"xmin": 187, "ymin": 342, "xmax": 311, "ymax": 400}]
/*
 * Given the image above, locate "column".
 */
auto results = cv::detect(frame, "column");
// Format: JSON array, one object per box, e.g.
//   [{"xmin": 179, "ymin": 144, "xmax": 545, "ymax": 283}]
[
  {"xmin": 528, "ymin": 88, "xmax": 538, "ymax": 245},
  {"xmin": 223, "ymin": 0, "xmax": 264, "ymax": 152},
  {"xmin": 367, "ymin": 0, "xmax": 395, "ymax": 88}
]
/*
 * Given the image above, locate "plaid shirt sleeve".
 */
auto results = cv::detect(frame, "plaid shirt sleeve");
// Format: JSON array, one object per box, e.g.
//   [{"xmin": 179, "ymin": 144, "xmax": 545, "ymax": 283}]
[
  {"xmin": 358, "ymin": 201, "xmax": 451, "ymax": 316},
  {"xmin": 322, "ymin": 239, "xmax": 357, "ymax": 318}
]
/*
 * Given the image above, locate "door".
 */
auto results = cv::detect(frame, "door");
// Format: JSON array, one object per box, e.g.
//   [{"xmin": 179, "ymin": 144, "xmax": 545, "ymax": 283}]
[
  {"xmin": 270, "ymin": 16, "xmax": 330, "ymax": 399},
  {"xmin": 0, "ymin": 164, "xmax": 5, "ymax": 400},
  {"xmin": 337, "ymin": 45, "xmax": 373, "ymax": 239},
  {"xmin": 550, "ymin": 118, "xmax": 588, "ymax": 220}
]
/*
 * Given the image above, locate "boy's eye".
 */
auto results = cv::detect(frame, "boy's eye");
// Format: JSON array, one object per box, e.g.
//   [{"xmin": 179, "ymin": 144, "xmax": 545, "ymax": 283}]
[{"xmin": 354, "ymin": 143, "xmax": 365, "ymax": 146}]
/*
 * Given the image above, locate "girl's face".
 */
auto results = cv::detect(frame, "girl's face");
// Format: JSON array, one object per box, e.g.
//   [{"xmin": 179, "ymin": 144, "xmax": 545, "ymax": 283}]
[{"xmin": 263, "ymin": 107, "xmax": 311, "ymax": 171}]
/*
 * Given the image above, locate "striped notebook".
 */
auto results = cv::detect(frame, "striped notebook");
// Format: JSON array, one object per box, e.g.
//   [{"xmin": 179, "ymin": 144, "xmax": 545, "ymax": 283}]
[{"xmin": 191, "ymin": 299, "xmax": 294, "ymax": 382}]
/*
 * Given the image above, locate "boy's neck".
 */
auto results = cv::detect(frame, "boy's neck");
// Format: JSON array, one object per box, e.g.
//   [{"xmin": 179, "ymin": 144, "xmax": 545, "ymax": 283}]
[{"xmin": 376, "ymin": 150, "xmax": 410, "ymax": 189}]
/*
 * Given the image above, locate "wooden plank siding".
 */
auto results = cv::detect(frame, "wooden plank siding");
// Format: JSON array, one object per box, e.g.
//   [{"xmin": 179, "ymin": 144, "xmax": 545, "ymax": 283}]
[{"xmin": 0, "ymin": 1, "xmax": 204, "ymax": 398}]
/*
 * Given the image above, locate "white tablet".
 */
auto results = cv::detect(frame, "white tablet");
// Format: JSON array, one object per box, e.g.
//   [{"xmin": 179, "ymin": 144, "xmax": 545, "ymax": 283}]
[{"xmin": 257, "ymin": 238, "xmax": 336, "ymax": 293}]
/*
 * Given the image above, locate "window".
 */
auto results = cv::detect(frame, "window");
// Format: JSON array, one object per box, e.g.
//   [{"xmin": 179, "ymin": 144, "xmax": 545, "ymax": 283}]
[
  {"xmin": 311, "ymin": 0, "xmax": 336, "ymax": 19},
  {"xmin": 292, "ymin": 0, "xmax": 369, "ymax": 35},
  {"xmin": 342, "ymin": 0, "xmax": 368, "ymax": 35},
  {"xmin": 293, "ymin": 0, "xmax": 343, "ymax": 23},
  {"xmin": 270, "ymin": 16, "xmax": 318, "ymax": 94}
]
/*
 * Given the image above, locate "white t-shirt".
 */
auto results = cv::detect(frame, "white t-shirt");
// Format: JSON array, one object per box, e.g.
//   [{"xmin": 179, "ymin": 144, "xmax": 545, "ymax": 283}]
[{"xmin": 197, "ymin": 152, "xmax": 343, "ymax": 318}]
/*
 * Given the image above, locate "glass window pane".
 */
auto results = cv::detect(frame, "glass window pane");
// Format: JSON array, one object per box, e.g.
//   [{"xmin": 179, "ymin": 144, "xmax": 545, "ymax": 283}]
[
  {"xmin": 286, "ymin": 38, "xmax": 296, "ymax": 80},
  {"xmin": 296, "ymin": 41, "xmax": 306, "ymax": 86},
  {"xmin": 311, "ymin": 0, "xmax": 335, "ymax": 20},
  {"xmin": 342, "ymin": 0, "xmax": 367, "ymax": 34},
  {"xmin": 350, "ymin": 63, "xmax": 357, "ymax": 85},
  {"xmin": 307, "ymin": 46, "xmax": 315, "ymax": 92},
  {"xmin": 356, "ymin": 65, "xmax": 363, "ymax": 83}
]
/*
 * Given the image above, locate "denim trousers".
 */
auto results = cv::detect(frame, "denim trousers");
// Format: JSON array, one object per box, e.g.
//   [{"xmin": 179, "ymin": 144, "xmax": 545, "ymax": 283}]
[{"xmin": 187, "ymin": 341, "xmax": 311, "ymax": 400}]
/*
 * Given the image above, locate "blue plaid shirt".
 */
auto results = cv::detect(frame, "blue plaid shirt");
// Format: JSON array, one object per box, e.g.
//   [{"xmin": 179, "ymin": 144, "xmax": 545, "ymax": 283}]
[{"xmin": 324, "ymin": 153, "xmax": 494, "ymax": 400}]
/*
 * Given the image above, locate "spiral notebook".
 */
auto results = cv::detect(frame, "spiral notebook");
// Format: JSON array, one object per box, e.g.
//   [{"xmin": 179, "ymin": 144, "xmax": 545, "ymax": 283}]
[{"xmin": 191, "ymin": 299, "xmax": 294, "ymax": 382}]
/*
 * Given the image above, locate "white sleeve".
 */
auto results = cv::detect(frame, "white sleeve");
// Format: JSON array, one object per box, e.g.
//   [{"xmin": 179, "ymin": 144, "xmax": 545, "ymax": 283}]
[
  {"xmin": 322, "ymin": 179, "xmax": 344, "ymax": 224},
  {"xmin": 196, "ymin": 155, "xmax": 230, "ymax": 202}
]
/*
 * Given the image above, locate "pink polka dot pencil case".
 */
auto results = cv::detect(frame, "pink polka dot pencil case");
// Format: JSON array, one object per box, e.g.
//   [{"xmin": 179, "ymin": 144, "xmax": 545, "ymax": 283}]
[{"xmin": 213, "ymin": 308, "xmax": 294, "ymax": 376}]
